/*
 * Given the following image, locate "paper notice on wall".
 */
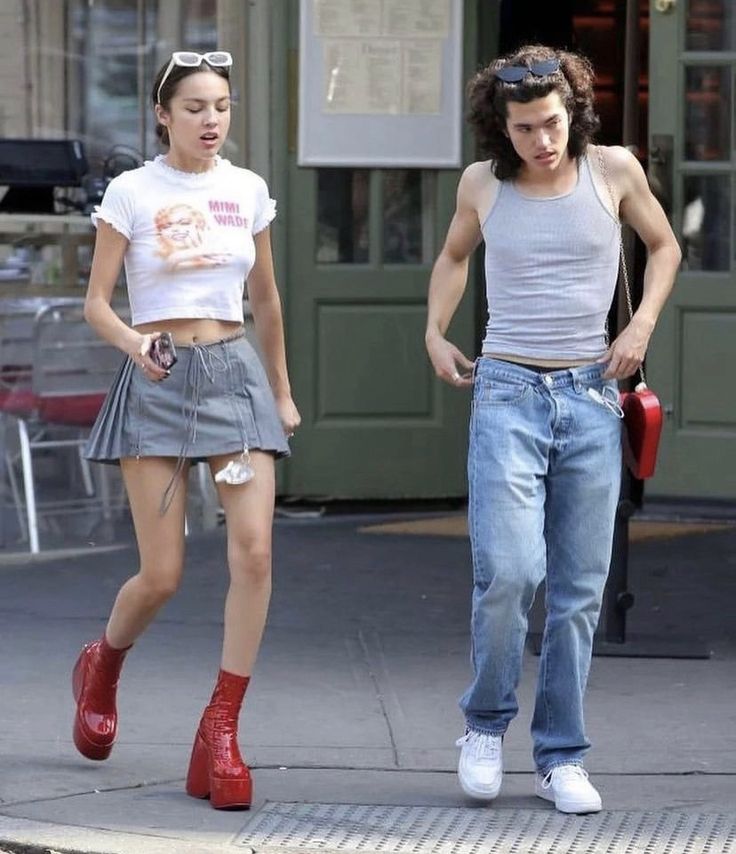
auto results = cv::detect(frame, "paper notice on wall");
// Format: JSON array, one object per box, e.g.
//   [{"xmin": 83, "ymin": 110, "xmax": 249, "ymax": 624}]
[
  {"xmin": 314, "ymin": 0, "xmax": 449, "ymax": 115},
  {"xmin": 403, "ymin": 41, "xmax": 442, "ymax": 113},
  {"xmin": 323, "ymin": 38, "xmax": 442, "ymax": 115},
  {"xmin": 382, "ymin": 0, "xmax": 450, "ymax": 38},
  {"xmin": 313, "ymin": 0, "xmax": 382, "ymax": 37},
  {"xmin": 313, "ymin": 0, "xmax": 448, "ymax": 38},
  {"xmin": 324, "ymin": 40, "xmax": 402, "ymax": 114}
]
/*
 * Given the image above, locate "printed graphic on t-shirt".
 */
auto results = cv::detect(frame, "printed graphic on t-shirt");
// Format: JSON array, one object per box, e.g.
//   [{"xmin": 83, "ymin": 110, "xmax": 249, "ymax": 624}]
[{"xmin": 154, "ymin": 203, "xmax": 234, "ymax": 271}]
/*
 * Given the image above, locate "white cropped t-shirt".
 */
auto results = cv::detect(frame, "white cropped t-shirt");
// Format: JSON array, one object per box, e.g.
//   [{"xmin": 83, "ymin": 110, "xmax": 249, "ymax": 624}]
[{"xmin": 91, "ymin": 155, "xmax": 276, "ymax": 325}]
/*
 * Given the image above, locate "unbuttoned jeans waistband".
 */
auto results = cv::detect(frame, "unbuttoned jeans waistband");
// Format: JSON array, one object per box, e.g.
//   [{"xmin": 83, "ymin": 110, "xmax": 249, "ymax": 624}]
[{"xmin": 475, "ymin": 357, "xmax": 609, "ymax": 390}]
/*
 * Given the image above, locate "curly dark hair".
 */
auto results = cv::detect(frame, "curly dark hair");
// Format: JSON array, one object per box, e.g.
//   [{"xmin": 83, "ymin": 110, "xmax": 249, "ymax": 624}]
[
  {"xmin": 151, "ymin": 57, "xmax": 231, "ymax": 148},
  {"xmin": 467, "ymin": 44, "xmax": 600, "ymax": 180}
]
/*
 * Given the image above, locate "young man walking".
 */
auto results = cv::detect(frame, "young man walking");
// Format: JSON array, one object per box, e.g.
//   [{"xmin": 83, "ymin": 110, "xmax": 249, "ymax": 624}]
[{"xmin": 425, "ymin": 45, "xmax": 680, "ymax": 814}]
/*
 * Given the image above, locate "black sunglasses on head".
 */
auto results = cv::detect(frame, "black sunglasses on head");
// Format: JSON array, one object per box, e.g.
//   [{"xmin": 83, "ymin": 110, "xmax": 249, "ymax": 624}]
[{"xmin": 493, "ymin": 58, "xmax": 560, "ymax": 83}]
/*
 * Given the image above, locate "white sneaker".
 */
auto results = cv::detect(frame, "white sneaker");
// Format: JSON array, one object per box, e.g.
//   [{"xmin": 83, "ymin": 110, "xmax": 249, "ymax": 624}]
[
  {"xmin": 456, "ymin": 730, "xmax": 503, "ymax": 801},
  {"xmin": 535, "ymin": 765, "xmax": 602, "ymax": 814}
]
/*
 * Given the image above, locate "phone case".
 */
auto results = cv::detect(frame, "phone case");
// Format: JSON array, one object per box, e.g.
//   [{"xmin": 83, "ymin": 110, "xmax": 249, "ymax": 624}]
[{"xmin": 150, "ymin": 332, "xmax": 177, "ymax": 370}]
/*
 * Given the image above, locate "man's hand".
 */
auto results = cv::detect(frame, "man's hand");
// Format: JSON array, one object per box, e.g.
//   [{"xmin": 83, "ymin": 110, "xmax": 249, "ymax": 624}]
[
  {"xmin": 426, "ymin": 332, "xmax": 475, "ymax": 387},
  {"xmin": 597, "ymin": 316, "xmax": 654, "ymax": 380}
]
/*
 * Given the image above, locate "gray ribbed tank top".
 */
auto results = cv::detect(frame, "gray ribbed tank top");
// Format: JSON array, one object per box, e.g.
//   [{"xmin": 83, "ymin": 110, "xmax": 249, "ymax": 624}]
[{"xmin": 481, "ymin": 155, "xmax": 620, "ymax": 361}]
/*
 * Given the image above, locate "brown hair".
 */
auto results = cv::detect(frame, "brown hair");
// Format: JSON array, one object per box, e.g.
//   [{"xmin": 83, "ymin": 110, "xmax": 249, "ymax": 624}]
[
  {"xmin": 152, "ymin": 58, "xmax": 231, "ymax": 147},
  {"xmin": 467, "ymin": 44, "xmax": 600, "ymax": 180}
]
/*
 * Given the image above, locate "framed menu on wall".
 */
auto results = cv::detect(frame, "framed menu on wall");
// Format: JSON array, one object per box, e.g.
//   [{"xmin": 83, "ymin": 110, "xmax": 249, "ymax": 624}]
[{"xmin": 298, "ymin": 0, "xmax": 463, "ymax": 167}]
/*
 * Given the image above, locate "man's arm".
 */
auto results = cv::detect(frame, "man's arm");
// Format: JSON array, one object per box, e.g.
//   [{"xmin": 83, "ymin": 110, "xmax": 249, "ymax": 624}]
[
  {"xmin": 425, "ymin": 163, "xmax": 486, "ymax": 386},
  {"xmin": 599, "ymin": 146, "xmax": 682, "ymax": 380}
]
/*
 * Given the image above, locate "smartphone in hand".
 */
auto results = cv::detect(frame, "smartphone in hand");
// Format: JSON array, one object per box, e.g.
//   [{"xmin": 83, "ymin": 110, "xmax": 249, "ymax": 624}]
[{"xmin": 149, "ymin": 332, "xmax": 178, "ymax": 370}]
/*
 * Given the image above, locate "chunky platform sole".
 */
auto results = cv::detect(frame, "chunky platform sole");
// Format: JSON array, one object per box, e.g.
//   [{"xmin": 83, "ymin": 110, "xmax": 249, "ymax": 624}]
[
  {"xmin": 185, "ymin": 730, "xmax": 252, "ymax": 810},
  {"xmin": 72, "ymin": 645, "xmax": 114, "ymax": 761}
]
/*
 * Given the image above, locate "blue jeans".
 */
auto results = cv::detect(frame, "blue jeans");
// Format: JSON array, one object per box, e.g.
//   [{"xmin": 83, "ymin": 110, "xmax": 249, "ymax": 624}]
[{"xmin": 460, "ymin": 358, "xmax": 622, "ymax": 773}]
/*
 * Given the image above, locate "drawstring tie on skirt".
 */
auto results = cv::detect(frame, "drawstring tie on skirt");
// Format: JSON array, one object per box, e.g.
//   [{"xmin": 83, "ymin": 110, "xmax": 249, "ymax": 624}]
[{"xmin": 159, "ymin": 329, "xmax": 251, "ymax": 514}]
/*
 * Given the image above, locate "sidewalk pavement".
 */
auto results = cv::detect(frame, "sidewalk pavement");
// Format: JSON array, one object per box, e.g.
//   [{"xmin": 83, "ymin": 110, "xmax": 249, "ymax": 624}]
[{"xmin": 1, "ymin": 510, "xmax": 735, "ymax": 854}]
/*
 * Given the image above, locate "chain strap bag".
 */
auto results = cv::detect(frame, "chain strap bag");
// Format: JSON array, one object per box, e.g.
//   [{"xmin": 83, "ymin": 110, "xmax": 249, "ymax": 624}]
[{"xmin": 597, "ymin": 147, "xmax": 663, "ymax": 479}]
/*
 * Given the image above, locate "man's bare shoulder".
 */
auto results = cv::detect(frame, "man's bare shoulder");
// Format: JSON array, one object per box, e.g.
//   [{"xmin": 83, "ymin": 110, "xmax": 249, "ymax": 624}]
[
  {"xmin": 592, "ymin": 144, "xmax": 642, "ymax": 181},
  {"xmin": 460, "ymin": 160, "xmax": 497, "ymax": 186},
  {"xmin": 589, "ymin": 144, "xmax": 649, "ymax": 207},
  {"xmin": 458, "ymin": 160, "xmax": 498, "ymax": 210}
]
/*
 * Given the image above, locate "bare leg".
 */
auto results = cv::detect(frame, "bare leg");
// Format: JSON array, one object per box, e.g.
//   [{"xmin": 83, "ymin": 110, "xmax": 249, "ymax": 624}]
[
  {"xmin": 73, "ymin": 456, "xmax": 189, "ymax": 760},
  {"xmin": 184, "ymin": 451, "xmax": 274, "ymax": 809},
  {"xmin": 208, "ymin": 450, "xmax": 275, "ymax": 676},
  {"xmin": 104, "ymin": 457, "xmax": 189, "ymax": 649}
]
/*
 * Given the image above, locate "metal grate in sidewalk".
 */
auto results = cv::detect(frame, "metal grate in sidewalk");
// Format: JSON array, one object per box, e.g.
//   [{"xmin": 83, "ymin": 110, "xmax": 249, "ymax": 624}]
[{"xmin": 236, "ymin": 803, "xmax": 736, "ymax": 854}]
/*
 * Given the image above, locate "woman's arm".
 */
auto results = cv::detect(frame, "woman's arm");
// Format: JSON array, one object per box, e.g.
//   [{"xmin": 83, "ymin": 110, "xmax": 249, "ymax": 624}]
[
  {"xmin": 83, "ymin": 222, "xmax": 168, "ymax": 379},
  {"xmin": 246, "ymin": 228, "xmax": 300, "ymax": 433}
]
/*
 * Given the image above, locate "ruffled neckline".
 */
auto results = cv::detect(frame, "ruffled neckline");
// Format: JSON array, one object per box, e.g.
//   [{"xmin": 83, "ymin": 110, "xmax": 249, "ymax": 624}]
[{"xmin": 147, "ymin": 154, "xmax": 229, "ymax": 184}]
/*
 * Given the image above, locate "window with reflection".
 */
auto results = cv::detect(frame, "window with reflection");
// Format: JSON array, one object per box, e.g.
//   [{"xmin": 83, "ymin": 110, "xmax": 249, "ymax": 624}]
[
  {"xmin": 684, "ymin": 67, "xmax": 731, "ymax": 161},
  {"xmin": 686, "ymin": 0, "xmax": 736, "ymax": 51},
  {"xmin": 383, "ymin": 170, "xmax": 434, "ymax": 264},
  {"xmin": 69, "ymin": 0, "xmax": 158, "ymax": 167},
  {"xmin": 0, "ymin": 0, "xmax": 225, "ymax": 286},
  {"xmin": 316, "ymin": 170, "xmax": 370, "ymax": 263},
  {"xmin": 681, "ymin": 176, "xmax": 730, "ymax": 272},
  {"xmin": 2, "ymin": 0, "xmax": 222, "ymax": 178},
  {"xmin": 183, "ymin": 0, "xmax": 219, "ymax": 50}
]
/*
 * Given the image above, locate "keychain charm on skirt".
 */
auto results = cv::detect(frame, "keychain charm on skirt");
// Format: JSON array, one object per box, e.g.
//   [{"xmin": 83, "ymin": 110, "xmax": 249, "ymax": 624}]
[{"xmin": 214, "ymin": 446, "xmax": 255, "ymax": 485}]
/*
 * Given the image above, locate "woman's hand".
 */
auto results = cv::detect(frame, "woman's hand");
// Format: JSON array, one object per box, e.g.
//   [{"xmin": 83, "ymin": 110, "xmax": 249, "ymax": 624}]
[
  {"xmin": 276, "ymin": 394, "xmax": 301, "ymax": 438},
  {"xmin": 125, "ymin": 331, "xmax": 170, "ymax": 382},
  {"xmin": 425, "ymin": 332, "xmax": 475, "ymax": 387}
]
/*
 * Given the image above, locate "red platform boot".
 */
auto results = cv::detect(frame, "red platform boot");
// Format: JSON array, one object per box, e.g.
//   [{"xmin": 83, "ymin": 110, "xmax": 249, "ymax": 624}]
[
  {"xmin": 72, "ymin": 635, "xmax": 131, "ymax": 760},
  {"xmin": 186, "ymin": 669, "xmax": 252, "ymax": 809}
]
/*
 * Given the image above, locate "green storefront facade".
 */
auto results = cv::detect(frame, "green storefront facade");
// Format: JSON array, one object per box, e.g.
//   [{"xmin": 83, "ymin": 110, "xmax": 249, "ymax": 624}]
[
  {"xmin": 271, "ymin": 0, "xmax": 736, "ymax": 502},
  {"xmin": 1, "ymin": 0, "xmax": 734, "ymax": 502}
]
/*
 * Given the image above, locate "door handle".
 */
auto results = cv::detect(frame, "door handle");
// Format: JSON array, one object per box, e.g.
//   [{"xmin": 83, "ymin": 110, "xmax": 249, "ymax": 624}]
[
  {"xmin": 648, "ymin": 134, "xmax": 673, "ymax": 216},
  {"xmin": 650, "ymin": 147, "xmax": 666, "ymax": 166}
]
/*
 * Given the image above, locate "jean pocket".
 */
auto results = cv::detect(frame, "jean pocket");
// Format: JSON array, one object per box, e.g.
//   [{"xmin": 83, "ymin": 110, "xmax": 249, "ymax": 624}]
[{"xmin": 476, "ymin": 378, "xmax": 529, "ymax": 405}]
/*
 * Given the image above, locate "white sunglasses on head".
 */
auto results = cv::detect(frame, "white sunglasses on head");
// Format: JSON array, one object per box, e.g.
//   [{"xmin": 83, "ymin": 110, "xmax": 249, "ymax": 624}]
[{"xmin": 156, "ymin": 50, "xmax": 233, "ymax": 104}]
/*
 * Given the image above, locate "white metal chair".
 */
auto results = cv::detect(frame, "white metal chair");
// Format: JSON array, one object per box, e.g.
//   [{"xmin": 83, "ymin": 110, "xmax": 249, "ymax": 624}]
[
  {"xmin": 0, "ymin": 305, "xmax": 37, "ymax": 542},
  {"xmin": 3, "ymin": 301, "xmax": 125, "ymax": 553}
]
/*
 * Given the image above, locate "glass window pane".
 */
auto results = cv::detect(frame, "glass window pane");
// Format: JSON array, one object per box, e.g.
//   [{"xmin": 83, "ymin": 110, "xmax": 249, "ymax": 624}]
[
  {"xmin": 682, "ymin": 176, "xmax": 730, "ymax": 272},
  {"xmin": 686, "ymin": 0, "xmax": 736, "ymax": 51},
  {"xmin": 183, "ymin": 0, "xmax": 218, "ymax": 49},
  {"xmin": 684, "ymin": 67, "xmax": 731, "ymax": 161},
  {"xmin": 383, "ymin": 170, "xmax": 432, "ymax": 264},
  {"xmin": 67, "ymin": 1, "xmax": 221, "ymax": 167},
  {"xmin": 69, "ymin": 0, "xmax": 159, "ymax": 165},
  {"xmin": 316, "ymin": 169, "xmax": 370, "ymax": 264}
]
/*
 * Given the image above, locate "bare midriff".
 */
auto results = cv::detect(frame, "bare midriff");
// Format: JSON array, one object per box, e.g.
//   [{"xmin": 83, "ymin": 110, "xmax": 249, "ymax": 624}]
[
  {"xmin": 485, "ymin": 352, "xmax": 593, "ymax": 369},
  {"xmin": 135, "ymin": 317, "xmax": 243, "ymax": 346}
]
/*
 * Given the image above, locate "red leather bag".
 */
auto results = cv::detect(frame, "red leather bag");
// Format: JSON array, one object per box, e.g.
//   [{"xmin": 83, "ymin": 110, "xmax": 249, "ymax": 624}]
[{"xmin": 620, "ymin": 383, "xmax": 663, "ymax": 480}]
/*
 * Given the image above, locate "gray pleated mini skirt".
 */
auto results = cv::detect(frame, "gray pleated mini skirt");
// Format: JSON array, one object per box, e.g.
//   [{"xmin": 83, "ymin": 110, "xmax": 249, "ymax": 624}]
[{"xmin": 85, "ymin": 330, "xmax": 290, "ymax": 466}]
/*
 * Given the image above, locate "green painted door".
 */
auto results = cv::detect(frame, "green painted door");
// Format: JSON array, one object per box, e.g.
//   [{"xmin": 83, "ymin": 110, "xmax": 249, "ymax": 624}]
[
  {"xmin": 274, "ymin": 2, "xmax": 480, "ymax": 499},
  {"xmin": 647, "ymin": 1, "xmax": 736, "ymax": 499}
]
